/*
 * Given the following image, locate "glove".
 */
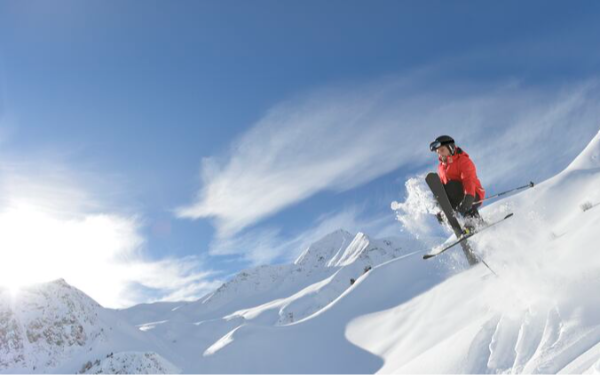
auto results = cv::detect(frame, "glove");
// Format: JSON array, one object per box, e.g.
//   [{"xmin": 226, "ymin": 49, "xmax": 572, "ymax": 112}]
[{"xmin": 457, "ymin": 194, "xmax": 475, "ymax": 215}]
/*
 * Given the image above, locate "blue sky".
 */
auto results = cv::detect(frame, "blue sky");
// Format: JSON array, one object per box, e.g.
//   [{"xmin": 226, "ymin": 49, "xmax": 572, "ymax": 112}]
[{"xmin": 0, "ymin": 1, "xmax": 599, "ymax": 307}]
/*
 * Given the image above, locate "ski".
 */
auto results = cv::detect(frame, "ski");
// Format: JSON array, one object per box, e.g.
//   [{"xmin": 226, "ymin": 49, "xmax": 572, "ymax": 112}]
[
  {"xmin": 425, "ymin": 173, "xmax": 479, "ymax": 265},
  {"xmin": 423, "ymin": 213, "xmax": 514, "ymax": 260}
]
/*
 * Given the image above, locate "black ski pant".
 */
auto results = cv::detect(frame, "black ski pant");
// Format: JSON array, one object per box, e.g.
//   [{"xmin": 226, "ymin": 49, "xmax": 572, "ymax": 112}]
[{"xmin": 443, "ymin": 180, "xmax": 482, "ymax": 219}]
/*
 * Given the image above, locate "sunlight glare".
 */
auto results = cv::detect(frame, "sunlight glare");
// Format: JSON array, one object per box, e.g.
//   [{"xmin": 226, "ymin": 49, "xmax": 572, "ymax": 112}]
[{"xmin": 0, "ymin": 201, "xmax": 142, "ymax": 303}]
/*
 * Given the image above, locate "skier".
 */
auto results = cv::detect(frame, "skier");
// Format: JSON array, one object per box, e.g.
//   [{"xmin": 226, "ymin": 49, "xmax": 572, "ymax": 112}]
[{"xmin": 429, "ymin": 135, "xmax": 486, "ymax": 229}]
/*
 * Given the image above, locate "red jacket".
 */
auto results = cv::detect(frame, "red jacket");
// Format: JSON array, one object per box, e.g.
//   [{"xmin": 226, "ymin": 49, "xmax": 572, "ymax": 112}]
[{"xmin": 438, "ymin": 148, "xmax": 485, "ymax": 201}]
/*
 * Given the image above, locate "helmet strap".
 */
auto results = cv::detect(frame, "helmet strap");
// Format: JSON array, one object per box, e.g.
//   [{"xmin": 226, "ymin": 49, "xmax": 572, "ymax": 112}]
[{"xmin": 448, "ymin": 144, "xmax": 456, "ymax": 155}]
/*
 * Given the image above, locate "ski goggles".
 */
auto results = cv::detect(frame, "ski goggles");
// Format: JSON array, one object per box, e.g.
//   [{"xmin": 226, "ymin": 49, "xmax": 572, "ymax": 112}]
[
  {"xmin": 430, "ymin": 140, "xmax": 455, "ymax": 153},
  {"xmin": 429, "ymin": 140, "xmax": 443, "ymax": 152}
]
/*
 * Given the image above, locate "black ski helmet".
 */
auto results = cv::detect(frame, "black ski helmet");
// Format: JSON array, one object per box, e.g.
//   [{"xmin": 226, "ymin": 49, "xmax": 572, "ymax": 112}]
[{"xmin": 430, "ymin": 135, "xmax": 456, "ymax": 154}]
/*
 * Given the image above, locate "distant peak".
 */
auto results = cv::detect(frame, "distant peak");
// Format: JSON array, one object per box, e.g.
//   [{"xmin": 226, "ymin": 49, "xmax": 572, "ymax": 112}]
[
  {"xmin": 309, "ymin": 229, "xmax": 356, "ymax": 246},
  {"xmin": 52, "ymin": 278, "xmax": 69, "ymax": 286},
  {"xmin": 323, "ymin": 228, "xmax": 354, "ymax": 238},
  {"xmin": 294, "ymin": 229, "xmax": 355, "ymax": 266}
]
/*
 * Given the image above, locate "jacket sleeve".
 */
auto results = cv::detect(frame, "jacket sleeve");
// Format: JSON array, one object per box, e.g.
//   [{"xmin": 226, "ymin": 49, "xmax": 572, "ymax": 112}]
[{"xmin": 459, "ymin": 157, "xmax": 478, "ymax": 197}]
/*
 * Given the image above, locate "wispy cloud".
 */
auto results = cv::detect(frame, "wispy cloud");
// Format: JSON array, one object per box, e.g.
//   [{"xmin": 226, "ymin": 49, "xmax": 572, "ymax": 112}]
[
  {"xmin": 0, "ymin": 156, "xmax": 220, "ymax": 308},
  {"xmin": 177, "ymin": 76, "xmax": 600, "ymax": 238},
  {"xmin": 209, "ymin": 205, "xmax": 409, "ymax": 268}
]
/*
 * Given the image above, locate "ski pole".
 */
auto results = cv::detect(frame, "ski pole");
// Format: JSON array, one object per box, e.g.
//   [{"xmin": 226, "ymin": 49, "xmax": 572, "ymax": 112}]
[
  {"xmin": 474, "ymin": 253, "xmax": 498, "ymax": 276},
  {"xmin": 474, "ymin": 181, "xmax": 534, "ymax": 205}
]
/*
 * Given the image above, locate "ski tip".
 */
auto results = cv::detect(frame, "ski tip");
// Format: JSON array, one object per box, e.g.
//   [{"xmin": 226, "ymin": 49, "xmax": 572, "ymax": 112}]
[
  {"xmin": 505, "ymin": 213, "xmax": 514, "ymax": 219},
  {"xmin": 423, "ymin": 254, "xmax": 434, "ymax": 260}
]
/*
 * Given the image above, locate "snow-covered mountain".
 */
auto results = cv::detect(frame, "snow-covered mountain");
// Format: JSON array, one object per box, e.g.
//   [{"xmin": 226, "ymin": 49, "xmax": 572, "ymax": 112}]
[
  {"xmin": 109, "ymin": 229, "xmax": 419, "ymax": 370},
  {"xmin": 0, "ymin": 279, "xmax": 102, "ymax": 372},
  {"xmin": 117, "ymin": 229, "xmax": 412, "ymax": 325},
  {"xmin": 0, "ymin": 280, "xmax": 178, "ymax": 374},
  {"xmin": 4, "ymin": 130, "xmax": 600, "ymax": 374},
  {"xmin": 0, "ymin": 226, "xmax": 417, "ymax": 373}
]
